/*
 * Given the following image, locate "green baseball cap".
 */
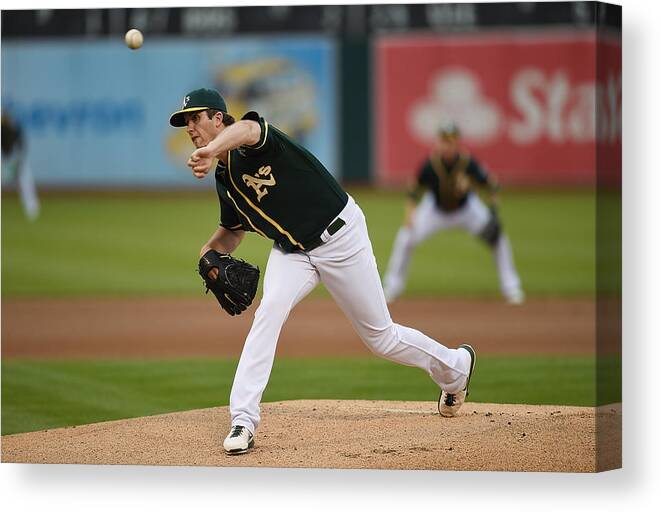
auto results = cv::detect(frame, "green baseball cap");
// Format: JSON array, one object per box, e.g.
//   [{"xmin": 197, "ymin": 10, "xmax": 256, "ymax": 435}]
[{"xmin": 169, "ymin": 88, "xmax": 227, "ymax": 127}]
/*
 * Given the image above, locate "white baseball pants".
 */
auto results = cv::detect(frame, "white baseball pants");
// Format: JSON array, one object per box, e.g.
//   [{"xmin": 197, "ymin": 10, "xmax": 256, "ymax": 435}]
[
  {"xmin": 2, "ymin": 151, "xmax": 40, "ymax": 221},
  {"xmin": 383, "ymin": 192, "xmax": 522, "ymax": 302},
  {"xmin": 229, "ymin": 196, "xmax": 472, "ymax": 434}
]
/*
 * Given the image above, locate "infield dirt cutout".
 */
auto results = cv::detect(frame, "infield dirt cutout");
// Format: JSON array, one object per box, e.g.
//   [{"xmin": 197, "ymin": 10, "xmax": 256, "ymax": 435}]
[
  {"xmin": 2, "ymin": 400, "xmax": 621, "ymax": 472},
  {"xmin": 2, "ymin": 297, "xmax": 605, "ymax": 358}
]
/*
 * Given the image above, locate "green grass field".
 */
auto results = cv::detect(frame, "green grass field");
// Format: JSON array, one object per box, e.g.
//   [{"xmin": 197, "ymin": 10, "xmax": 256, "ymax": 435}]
[
  {"xmin": 1, "ymin": 188, "xmax": 598, "ymax": 298},
  {"xmin": 1, "ymin": 356, "xmax": 621, "ymax": 435}
]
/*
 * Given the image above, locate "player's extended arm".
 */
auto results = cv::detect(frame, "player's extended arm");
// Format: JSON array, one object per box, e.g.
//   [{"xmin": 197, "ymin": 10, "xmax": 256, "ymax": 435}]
[
  {"xmin": 487, "ymin": 188, "xmax": 499, "ymax": 208},
  {"xmin": 468, "ymin": 159, "xmax": 500, "ymax": 207},
  {"xmin": 480, "ymin": 177, "xmax": 500, "ymax": 208},
  {"xmin": 404, "ymin": 179, "xmax": 423, "ymax": 227},
  {"xmin": 200, "ymin": 227, "xmax": 246, "ymax": 279},
  {"xmin": 201, "ymin": 226, "xmax": 245, "ymax": 256},
  {"xmin": 404, "ymin": 198, "xmax": 417, "ymax": 228},
  {"xmin": 188, "ymin": 120, "xmax": 262, "ymax": 178}
]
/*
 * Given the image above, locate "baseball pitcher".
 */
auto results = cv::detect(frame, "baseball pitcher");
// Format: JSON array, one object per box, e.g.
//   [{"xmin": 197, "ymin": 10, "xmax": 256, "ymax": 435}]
[
  {"xmin": 383, "ymin": 122, "xmax": 524, "ymax": 305},
  {"xmin": 169, "ymin": 89, "xmax": 476, "ymax": 455}
]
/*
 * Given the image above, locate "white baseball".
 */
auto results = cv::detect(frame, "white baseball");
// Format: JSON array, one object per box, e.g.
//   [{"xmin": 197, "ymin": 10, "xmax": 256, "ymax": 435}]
[{"xmin": 125, "ymin": 29, "xmax": 144, "ymax": 50}]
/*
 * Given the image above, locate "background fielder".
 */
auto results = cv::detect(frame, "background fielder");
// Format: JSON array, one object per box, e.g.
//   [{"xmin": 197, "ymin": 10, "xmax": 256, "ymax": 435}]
[
  {"xmin": 170, "ymin": 88, "xmax": 476, "ymax": 455},
  {"xmin": 383, "ymin": 123, "xmax": 524, "ymax": 305},
  {"xmin": 1, "ymin": 113, "xmax": 40, "ymax": 222}
]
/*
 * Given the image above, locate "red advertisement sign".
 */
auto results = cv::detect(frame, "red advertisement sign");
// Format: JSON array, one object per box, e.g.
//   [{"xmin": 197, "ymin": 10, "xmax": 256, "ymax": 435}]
[{"xmin": 375, "ymin": 32, "xmax": 621, "ymax": 186}]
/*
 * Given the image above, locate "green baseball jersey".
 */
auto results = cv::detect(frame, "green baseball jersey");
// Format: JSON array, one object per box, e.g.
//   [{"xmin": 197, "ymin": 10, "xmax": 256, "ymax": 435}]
[
  {"xmin": 414, "ymin": 152, "xmax": 497, "ymax": 212},
  {"xmin": 215, "ymin": 111, "xmax": 348, "ymax": 252}
]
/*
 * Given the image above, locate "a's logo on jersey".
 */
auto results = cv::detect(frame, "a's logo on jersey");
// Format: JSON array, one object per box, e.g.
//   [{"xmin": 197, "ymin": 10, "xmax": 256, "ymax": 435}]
[
  {"xmin": 183, "ymin": 96, "xmax": 191, "ymax": 108},
  {"xmin": 242, "ymin": 166, "xmax": 276, "ymax": 202}
]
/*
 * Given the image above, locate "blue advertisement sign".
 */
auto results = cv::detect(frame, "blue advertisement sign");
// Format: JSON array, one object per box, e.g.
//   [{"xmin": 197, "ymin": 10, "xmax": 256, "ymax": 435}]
[{"xmin": 1, "ymin": 37, "xmax": 337, "ymax": 187}]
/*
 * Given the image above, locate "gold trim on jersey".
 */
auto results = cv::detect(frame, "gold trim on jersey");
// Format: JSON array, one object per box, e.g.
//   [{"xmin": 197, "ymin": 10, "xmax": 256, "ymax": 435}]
[
  {"xmin": 254, "ymin": 120, "xmax": 269, "ymax": 150},
  {"xmin": 226, "ymin": 190, "xmax": 269, "ymax": 239},
  {"xmin": 227, "ymin": 151, "xmax": 305, "ymax": 250},
  {"xmin": 430, "ymin": 152, "xmax": 471, "ymax": 195},
  {"xmin": 241, "ymin": 120, "xmax": 270, "ymax": 151}
]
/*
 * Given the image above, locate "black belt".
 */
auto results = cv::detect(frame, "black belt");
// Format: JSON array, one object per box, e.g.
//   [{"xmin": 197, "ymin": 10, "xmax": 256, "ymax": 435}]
[{"xmin": 304, "ymin": 217, "xmax": 346, "ymax": 252}]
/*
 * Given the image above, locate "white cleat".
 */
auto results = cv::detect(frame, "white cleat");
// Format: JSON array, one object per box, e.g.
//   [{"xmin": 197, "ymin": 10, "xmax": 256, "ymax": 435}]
[
  {"xmin": 438, "ymin": 344, "xmax": 476, "ymax": 418},
  {"xmin": 505, "ymin": 290, "xmax": 525, "ymax": 305},
  {"xmin": 383, "ymin": 283, "xmax": 403, "ymax": 304},
  {"xmin": 223, "ymin": 425, "xmax": 254, "ymax": 455}
]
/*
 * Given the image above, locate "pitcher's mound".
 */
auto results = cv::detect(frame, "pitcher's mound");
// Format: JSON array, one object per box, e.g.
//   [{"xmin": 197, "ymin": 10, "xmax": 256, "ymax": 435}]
[{"xmin": 2, "ymin": 400, "xmax": 620, "ymax": 472}]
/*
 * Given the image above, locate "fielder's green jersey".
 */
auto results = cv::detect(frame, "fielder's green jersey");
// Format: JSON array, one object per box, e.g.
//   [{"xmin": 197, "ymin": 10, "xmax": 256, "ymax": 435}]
[
  {"xmin": 414, "ymin": 152, "xmax": 498, "ymax": 212},
  {"xmin": 215, "ymin": 111, "xmax": 348, "ymax": 252}
]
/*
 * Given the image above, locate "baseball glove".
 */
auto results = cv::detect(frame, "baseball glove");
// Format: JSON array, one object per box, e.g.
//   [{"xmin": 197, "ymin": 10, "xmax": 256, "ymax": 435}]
[{"xmin": 198, "ymin": 250, "xmax": 260, "ymax": 316}]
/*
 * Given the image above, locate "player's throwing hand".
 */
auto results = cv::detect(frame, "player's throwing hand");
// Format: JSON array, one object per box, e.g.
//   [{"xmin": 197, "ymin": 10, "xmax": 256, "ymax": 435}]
[{"xmin": 188, "ymin": 148, "xmax": 214, "ymax": 178}]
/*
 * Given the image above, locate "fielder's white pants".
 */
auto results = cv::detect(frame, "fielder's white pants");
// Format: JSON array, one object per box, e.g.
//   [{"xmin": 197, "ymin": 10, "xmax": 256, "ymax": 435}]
[
  {"xmin": 383, "ymin": 192, "xmax": 522, "ymax": 302},
  {"xmin": 18, "ymin": 159, "xmax": 40, "ymax": 221},
  {"xmin": 229, "ymin": 196, "xmax": 472, "ymax": 434},
  {"xmin": 2, "ymin": 151, "xmax": 40, "ymax": 221}
]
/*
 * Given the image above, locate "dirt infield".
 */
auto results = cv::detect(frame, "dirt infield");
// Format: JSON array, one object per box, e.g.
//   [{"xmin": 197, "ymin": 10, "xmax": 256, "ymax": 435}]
[
  {"xmin": 1, "ymin": 400, "xmax": 620, "ymax": 472},
  {"xmin": 2, "ymin": 297, "xmax": 600, "ymax": 358}
]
